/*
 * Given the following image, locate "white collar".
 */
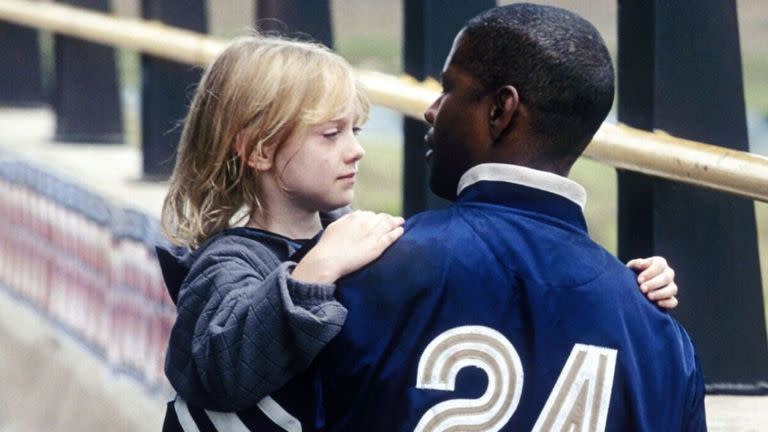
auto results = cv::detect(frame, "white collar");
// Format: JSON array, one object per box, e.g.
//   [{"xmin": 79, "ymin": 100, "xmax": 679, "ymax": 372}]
[{"xmin": 456, "ymin": 163, "xmax": 587, "ymax": 209}]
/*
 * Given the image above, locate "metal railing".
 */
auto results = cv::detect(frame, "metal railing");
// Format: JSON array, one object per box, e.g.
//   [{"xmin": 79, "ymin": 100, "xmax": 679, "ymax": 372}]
[{"xmin": 1, "ymin": 0, "xmax": 766, "ymax": 202}]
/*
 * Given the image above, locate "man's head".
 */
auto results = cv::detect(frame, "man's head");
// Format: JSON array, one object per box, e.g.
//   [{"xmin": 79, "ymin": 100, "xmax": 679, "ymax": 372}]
[{"xmin": 424, "ymin": 3, "xmax": 614, "ymax": 200}]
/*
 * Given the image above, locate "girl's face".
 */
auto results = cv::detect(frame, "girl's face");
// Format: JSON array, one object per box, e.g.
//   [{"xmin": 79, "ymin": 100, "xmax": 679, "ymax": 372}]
[{"xmin": 273, "ymin": 111, "xmax": 365, "ymax": 212}]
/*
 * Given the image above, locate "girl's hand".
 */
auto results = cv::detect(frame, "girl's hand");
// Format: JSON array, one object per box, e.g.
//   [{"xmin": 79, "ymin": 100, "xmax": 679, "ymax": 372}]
[
  {"xmin": 626, "ymin": 256, "xmax": 678, "ymax": 309},
  {"xmin": 292, "ymin": 211, "xmax": 405, "ymax": 284}
]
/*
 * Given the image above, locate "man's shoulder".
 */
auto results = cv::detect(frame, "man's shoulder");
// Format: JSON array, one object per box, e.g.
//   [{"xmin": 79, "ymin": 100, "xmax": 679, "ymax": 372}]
[
  {"xmin": 392, "ymin": 206, "xmax": 469, "ymax": 249},
  {"xmin": 352, "ymin": 207, "xmax": 463, "ymax": 275},
  {"xmin": 403, "ymin": 206, "xmax": 456, "ymax": 233},
  {"xmin": 333, "ymin": 209, "xmax": 459, "ymax": 306}
]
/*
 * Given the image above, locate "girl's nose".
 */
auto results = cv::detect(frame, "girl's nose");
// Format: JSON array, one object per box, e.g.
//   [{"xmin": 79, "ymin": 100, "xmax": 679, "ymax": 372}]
[{"xmin": 346, "ymin": 135, "xmax": 365, "ymax": 163}]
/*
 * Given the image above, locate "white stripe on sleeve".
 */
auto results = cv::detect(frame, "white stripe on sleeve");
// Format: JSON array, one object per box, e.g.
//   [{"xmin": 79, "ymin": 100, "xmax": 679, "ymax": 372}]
[
  {"xmin": 204, "ymin": 409, "xmax": 251, "ymax": 432},
  {"xmin": 174, "ymin": 398, "xmax": 201, "ymax": 432},
  {"xmin": 256, "ymin": 396, "xmax": 302, "ymax": 432}
]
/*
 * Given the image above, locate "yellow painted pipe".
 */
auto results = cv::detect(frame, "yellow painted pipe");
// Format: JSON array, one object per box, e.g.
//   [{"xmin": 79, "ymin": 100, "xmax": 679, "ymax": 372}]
[
  {"xmin": 590, "ymin": 123, "xmax": 768, "ymax": 202},
  {"xmin": 0, "ymin": 0, "xmax": 225, "ymax": 66},
  {"xmin": 1, "ymin": 0, "xmax": 766, "ymax": 202}
]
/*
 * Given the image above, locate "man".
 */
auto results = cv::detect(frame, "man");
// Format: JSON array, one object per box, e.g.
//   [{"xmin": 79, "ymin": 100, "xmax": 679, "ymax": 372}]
[{"xmin": 309, "ymin": 3, "xmax": 706, "ymax": 431}]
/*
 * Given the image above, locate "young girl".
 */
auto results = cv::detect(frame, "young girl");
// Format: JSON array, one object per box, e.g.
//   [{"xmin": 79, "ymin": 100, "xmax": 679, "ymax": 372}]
[{"xmin": 158, "ymin": 35, "xmax": 679, "ymax": 423}]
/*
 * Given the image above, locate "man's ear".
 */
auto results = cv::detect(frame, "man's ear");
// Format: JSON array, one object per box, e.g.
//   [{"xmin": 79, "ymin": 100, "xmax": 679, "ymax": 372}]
[
  {"xmin": 489, "ymin": 85, "xmax": 520, "ymax": 142},
  {"xmin": 235, "ymin": 131, "xmax": 273, "ymax": 171}
]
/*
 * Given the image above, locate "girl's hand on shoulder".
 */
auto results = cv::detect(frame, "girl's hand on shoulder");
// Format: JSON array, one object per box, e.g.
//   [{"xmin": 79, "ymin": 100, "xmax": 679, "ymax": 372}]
[
  {"xmin": 292, "ymin": 211, "xmax": 405, "ymax": 284},
  {"xmin": 626, "ymin": 256, "xmax": 678, "ymax": 309}
]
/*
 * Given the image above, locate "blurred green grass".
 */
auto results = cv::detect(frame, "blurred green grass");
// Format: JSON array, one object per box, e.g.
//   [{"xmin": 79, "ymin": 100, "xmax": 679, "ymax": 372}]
[
  {"xmin": 352, "ymin": 137, "xmax": 403, "ymax": 216},
  {"xmin": 336, "ymin": 34, "xmax": 401, "ymax": 74},
  {"xmin": 743, "ymin": 55, "xmax": 768, "ymax": 114}
]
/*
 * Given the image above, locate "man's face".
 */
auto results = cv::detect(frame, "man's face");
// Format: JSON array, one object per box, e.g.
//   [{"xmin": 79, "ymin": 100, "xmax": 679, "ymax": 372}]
[{"xmin": 424, "ymin": 32, "xmax": 491, "ymax": 201}]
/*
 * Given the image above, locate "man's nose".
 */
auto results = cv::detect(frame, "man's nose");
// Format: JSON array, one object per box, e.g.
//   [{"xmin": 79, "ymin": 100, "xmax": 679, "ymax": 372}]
[{"xmin": 424, "ymin": 99, "xmax": 438, "ymax": 125}]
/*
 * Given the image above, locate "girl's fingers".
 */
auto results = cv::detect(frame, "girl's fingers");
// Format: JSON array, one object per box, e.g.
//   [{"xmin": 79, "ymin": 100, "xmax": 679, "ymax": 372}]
[
  {"xmin": 371, "ymin": 213, "xmax": 404, "ymax": 232},
  {"xmin": 374, "ymin": 216, "xmax": 404, "ymax": 247},
  {"xmin": 634, "ymin": 256, "xmax": 670, "ymax": 285},
  {"xmin": 379, "ymin": 226, "xmax": 405, "ymax": 247},
  {"xmin": 656, "ymin": 296, "xmax": 679, "ymax": 310},
  {"xmin": 626, "ymin": 258, "xmax": 650, "ymax": 271},
  {"xmin": 640, "ymin": 269, "xmax": 675, "ymax": 293},
  {"xmin": 647, "ymin": 282, "xmax": 678, "ymax": 301}
]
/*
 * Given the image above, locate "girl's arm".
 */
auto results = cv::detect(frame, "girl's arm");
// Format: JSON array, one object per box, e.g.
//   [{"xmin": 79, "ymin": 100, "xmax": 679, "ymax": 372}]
[
  {"xmin": 165, "ymin": 211, "xmax": 404, "ymax": 412},
  {"xmin": 627, "ymin": 256, "xmax": 679, "ymax": 309},
  {"xmin": 165, "ymin": 242, "xmax": 342, "ymax": 411}
]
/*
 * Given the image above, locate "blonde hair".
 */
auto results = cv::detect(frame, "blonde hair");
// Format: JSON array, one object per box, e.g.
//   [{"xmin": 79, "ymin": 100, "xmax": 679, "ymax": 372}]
[{"xmin": 162, "ymin": 35, "xmax": 369, "ymax": 248}]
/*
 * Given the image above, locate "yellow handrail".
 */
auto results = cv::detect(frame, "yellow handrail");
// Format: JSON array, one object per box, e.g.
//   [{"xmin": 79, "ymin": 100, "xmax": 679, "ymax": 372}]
[{"xmin": 1, "ymin": 0, "xmax": 766, "ymax": 202}]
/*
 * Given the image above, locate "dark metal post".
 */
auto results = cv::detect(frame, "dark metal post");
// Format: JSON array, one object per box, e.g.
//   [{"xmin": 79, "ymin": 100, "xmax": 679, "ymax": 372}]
[
  {"xmin": 140, "ymin": 0, "xmax": 207, "ymax": 179},
  {"xmin": 616, "ymin": 1, "xmax": 655, "ymax": 262},
  {"xmin": 256, "ymin": 0, "xmax": 334, "ymax": 47},
  {"xmin": 618, "ymin": 0, "xmax": 768, "ymax": 393},
  {"xmin": 402, "ymin": 0, "xmax": 495, "ymax": 217},
  {"xmin": 53, "ymin": 0, "xmax": 123, "ymax": 143},
  {"xmin": 0, "ymin": 23, "xmax": 46, "ymax": 106}
]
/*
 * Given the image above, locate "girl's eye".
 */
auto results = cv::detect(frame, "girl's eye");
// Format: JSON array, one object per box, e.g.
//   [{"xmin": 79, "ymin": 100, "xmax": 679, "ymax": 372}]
[
  {"xmin": 353, "ymin": 127, "xmax": 362, "ymax": 136},
  {"xmin": 322, "ymin": 129, "xmax": 340, "ymax": 139}
]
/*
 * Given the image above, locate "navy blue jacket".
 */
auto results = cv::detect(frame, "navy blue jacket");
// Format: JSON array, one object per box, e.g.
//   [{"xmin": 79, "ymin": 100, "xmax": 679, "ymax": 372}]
[{"xmin": 311, "ymin": 164, "xmax": 706, "ymax": 431}]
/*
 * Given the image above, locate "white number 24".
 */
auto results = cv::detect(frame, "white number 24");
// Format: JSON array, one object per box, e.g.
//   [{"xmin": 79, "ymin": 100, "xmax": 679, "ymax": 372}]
[{"xmin": 414, "ymin": 326, "xmax": 617, "ymax": 432}]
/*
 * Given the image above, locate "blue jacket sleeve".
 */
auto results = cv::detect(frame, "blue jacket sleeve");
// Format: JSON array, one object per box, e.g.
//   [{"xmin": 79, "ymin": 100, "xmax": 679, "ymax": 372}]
[
  {"xmin": 684, "ymin": 353, "xmax": 708, "ymax": 431},
  {"xmin": 164, "ymin": 237, "xmax": 348, "ymax": 411}
]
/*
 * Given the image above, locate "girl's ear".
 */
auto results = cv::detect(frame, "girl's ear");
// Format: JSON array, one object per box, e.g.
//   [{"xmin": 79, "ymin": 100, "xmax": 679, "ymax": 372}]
[{"xmin": 236, "ymin": 131, "xmax": 273, "ymax": 171}]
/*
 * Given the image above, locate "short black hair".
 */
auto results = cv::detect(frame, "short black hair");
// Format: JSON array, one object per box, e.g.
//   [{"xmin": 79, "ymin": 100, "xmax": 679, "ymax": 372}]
[{"xmin": 459, "ymin": 3, "xmax": 615, "ymax": 164}]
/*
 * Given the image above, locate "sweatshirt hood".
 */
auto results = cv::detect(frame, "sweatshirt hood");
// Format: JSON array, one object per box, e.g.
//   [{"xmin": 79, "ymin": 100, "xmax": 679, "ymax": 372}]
[{"xmin": 155, "ymin": 244, "xmax": 195, "ymax": 305}]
